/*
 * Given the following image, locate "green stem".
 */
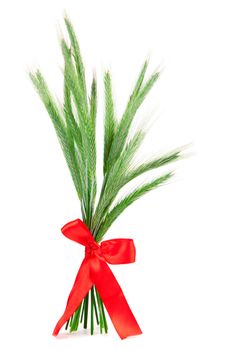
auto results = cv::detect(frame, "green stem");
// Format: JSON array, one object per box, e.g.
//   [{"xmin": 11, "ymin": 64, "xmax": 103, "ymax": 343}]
[
  {"xmin": 80, "ymin": 298, "xmax": 85, "ymax": 323},
  {"xmin": 92, "ymin": 287, "xmax": 99, "ymax": 325},
  {"xmin": 95, "ymin": 287, "xmax": 108, "ymax": 334},
  {"xmin": 90, "ymin": 288, "xmax": 94, "ymax": 335},
  {"xmin": 70, "ymin": 302, "xmax": 82, "ymax": 332},
  {"xmin": 95, "ymin": 287, "xmax": 103, "ymax": 333},
  {"xmin": 65, "ymin": 318, "xmax": 69, "ymax": 330},
  {"xmin": 101, "ymin": 301, "xmax": 108, "ymax": 333},
  {"xmin": 83, "ymin": 293, "xmax": 89, "ymax": 329}
]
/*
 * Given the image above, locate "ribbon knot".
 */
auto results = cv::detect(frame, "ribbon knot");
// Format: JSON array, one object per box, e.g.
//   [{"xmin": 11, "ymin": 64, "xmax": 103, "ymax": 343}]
[
  {"xmin": 52, "ymin": 218, "xmax": 142, "ymax": 339},
  {"xmin": 85, "ymin": 240, "xmax": 100, "ymax": 256}
]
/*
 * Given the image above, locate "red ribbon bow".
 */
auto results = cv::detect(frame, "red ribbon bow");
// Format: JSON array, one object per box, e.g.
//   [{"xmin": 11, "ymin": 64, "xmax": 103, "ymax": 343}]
[{"xmin": 53, "ymin": 219, "xmax": 142, "ymax": 339}]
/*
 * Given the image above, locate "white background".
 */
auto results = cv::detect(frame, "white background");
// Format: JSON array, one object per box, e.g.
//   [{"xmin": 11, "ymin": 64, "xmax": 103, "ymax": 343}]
[{"xmin": 0, "ymin": 1, "xmax": 232, "ymax": 349}]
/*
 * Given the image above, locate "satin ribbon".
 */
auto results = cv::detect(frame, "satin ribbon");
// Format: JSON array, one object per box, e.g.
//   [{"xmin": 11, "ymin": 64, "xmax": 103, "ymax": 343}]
[{"xmin": 52, "ymin": 218, "xmax": 142, "ymax": 339}]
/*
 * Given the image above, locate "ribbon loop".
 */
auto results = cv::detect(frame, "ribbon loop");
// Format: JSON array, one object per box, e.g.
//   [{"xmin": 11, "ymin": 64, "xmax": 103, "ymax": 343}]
[
  {"xmin": 53, "ymin": 219, "xmax": 142, "ymax": 339},
  {"xmin": 61, "ymin": 219, "xmax": 93, "ymax": 246},
  {"xmin": 101, "ymin": 239, "xmax": 136, "ymax": 264}
]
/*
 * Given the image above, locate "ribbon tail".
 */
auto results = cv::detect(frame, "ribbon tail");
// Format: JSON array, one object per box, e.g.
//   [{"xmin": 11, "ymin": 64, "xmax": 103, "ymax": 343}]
[
  {"xmin": 53, "ymin": 257, "xmax": 93, "ymax": 336},
  {"xmin": 90, "ymin": 258, "xmax": 142, "ymax": 339}
]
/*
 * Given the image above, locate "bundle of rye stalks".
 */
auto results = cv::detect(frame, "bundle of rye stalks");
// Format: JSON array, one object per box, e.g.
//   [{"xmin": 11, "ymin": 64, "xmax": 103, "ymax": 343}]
[{"xmin": 30, "ymin": 16, "xmax": 183, "ymax": 335}]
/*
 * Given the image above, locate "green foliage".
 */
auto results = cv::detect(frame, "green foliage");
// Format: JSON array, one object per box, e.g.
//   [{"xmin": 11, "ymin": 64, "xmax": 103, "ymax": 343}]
[
  {"xmin": 30, "ymin": 16, "xmax": 183, "ymax": 237},
  {"xmin": 103, "ymin": 71, "xmax": 117, "ymax": 174},
  {"xmin": 95, "ymin": 172, "xmax": 173, "ymax": 242},
  {"xmin": 29, "ymin": 70, "xmax": 83, "ymax": 200},
  {"xmin": 104, "ymin": 63, "xmax": 159, "ymax": 174}
]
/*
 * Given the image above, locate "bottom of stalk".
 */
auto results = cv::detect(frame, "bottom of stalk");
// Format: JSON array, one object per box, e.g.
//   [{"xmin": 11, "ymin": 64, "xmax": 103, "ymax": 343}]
[{"xmin": 65, "ymin": 286, "xmax": 108, "ymax": 335}]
